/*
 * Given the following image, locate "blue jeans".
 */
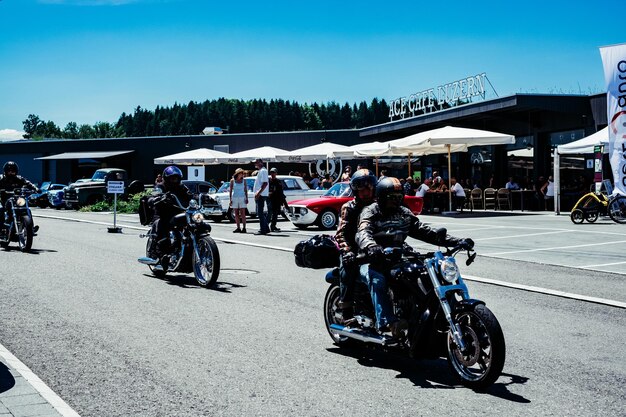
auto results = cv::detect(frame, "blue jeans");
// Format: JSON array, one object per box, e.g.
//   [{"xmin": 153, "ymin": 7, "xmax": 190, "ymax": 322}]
[
  {"xmin": 256, "ymin": 196, "xmax": 270, "ymax": 233},
  {"xmin": 359, "ymin": 264, "xmax": 394, "ymax": 329}
]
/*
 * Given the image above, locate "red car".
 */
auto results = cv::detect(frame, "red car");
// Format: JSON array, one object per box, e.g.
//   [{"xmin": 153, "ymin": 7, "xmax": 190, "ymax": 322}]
[{"xmin": 287, "ymin": 182, "xmax": 424, "ymax": 230}]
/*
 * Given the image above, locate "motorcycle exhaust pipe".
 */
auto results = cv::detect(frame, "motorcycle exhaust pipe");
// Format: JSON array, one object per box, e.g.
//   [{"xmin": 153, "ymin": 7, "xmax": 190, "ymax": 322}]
[
  {"xmin": 329, "ymin": 324, "xmax": 388, "ymax": 345},
  {"xmin": 137, "ymin": 257, "xmax": 158, "ymax": 266}
]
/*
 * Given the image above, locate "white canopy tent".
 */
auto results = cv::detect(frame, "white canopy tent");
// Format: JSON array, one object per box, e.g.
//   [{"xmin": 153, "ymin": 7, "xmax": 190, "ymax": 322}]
[
  {"xmin": 554, "ymin": 127, "xmax": 609, "ymax": 214},
  {"xmin": 154, "ymin": 148, "xmax": 232, "ymax": 165},
  {"xmin": 389, "ymin": 126, "xmax": 515, "ymax": 212},
  {"xmin": 275, "ymin": 142, "xmax": 353, "ymax": 162},
  {"xmin": 214, "ymin": 146, "xmax": 287, "ymax": 164}
]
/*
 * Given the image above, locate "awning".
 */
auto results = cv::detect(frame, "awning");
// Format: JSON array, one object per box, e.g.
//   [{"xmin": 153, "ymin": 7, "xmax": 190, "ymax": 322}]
[{"xmin": 35, "ymin": 150, "xmax": 134, "ymax": 160}]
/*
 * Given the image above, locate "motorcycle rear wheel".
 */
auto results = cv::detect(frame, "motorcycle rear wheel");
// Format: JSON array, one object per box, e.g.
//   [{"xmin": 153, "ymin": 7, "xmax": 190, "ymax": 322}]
[
  {"xmin": 193, "ymin": 236, "xmax": 220, "ymax": 287},
  {"xmin": 447, "ymin": 304, "xmax": 505, "ymax": 390},
  {"xmin": 146, "ymin": 233, "xmax": 166, "ymax": 278},
  {"xmin": 17, "ymin": 215, "xmax": 33, "ymax": 252},
  {"xmin": 323, "ymin": 285, "xmax": 354, "ymax": 346}
]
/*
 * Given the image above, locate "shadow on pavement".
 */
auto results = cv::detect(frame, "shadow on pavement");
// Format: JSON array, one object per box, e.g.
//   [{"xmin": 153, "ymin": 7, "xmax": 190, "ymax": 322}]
[
  {"xmin": 142, "ymin": 273, "xmax": 246, "ymax": 293},
  {"xmin": 0, "ymin": 362, "xmax": 16, "ymax": 394},
  {"xmin": 327, "ymin": 347, "xmax": 530, "ymax": 402}
]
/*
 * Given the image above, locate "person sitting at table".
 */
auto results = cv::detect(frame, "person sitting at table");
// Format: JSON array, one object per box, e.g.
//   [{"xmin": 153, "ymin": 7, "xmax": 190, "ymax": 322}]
[
  {"xmin": 450, "ymin": 177, "xmax": 466, "ymax": 212},
  {"xmin": 433, "ymin": 176, "xmax": 448, "ymax": 192},
  {"xmin": 505, "ymin": 176, "xmax": 520, "ymax": 190}
]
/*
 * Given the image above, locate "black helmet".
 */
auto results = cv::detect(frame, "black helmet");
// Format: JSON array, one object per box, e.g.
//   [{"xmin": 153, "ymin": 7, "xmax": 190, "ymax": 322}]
[
  {"xmin": 350, "ymin": 169, "xmax": 377, "ymax": 192},
  {"xmin": 376, "ymin": 176, "xmax": 404, "ymax": 210},
  {"xmin": 162, "ymin": 165, "xmax": 183, "ymax": 179},
  {"xmin": 3, "ymin": 161, "xmax": 18, "ymax": 175}
]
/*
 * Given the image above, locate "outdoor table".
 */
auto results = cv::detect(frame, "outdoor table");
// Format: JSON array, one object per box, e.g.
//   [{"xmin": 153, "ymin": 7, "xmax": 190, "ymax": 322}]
[
  {"xmin": 510, "ymin": 189, "xmax": 535, "ymax": 211},
  {"xmin": 424, "ymin": 191, "xmax": 450, "ymax": 213}
]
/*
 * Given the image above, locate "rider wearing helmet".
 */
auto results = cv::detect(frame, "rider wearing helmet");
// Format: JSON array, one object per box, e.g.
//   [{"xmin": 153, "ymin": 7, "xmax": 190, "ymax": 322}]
[
  {"xmin": 149, "ymin": 166, "xmax": 193, "ymax": 258},
  {"xmin": 0, "ymin": 161, "xmax": 39, "ymax": 224},
  {"xmin": 334, "ymin": 168, "xmax": 377, "ymax": 320},
  {"xmin": 355, "ymin": 176, "xmax": 474, "ymax": 338}
]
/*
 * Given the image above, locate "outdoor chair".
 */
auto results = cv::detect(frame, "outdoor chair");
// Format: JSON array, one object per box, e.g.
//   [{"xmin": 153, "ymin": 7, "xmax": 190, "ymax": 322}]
[
  {"xmin": 470, "ymin": 188, "xmax": 483, "ymax": 210},
  {"xmin": 496, "ymin": 188, "xmax": 511, "ymax": 210},
  {"xmin": 484, "ymin": 188, "xmax": 497, "ymax": 210}
]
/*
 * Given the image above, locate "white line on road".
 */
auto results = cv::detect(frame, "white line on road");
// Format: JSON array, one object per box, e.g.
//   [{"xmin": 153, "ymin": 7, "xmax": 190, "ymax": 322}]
[
  {"xmin": 475, "ymin": 230, "xmax": 574, "ymax": 241},
  {"xmin": 484, "ymin": 239, "xmax": 626, "ymax": 256},
  {"xmin": 0, "ymin": 342, "xmax": 81, "ymax": 417},
  {"xmin": 578, "ymin": 260, "xmax": 626, "ymax": 268},
  {"xmin": 34, "ymin": 213, "xmax": 626, "ymax": 309}
]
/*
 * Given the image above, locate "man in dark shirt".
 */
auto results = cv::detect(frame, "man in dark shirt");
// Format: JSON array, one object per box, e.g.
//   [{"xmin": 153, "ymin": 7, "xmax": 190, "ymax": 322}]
[{"xmin": 268, "ymin": 168, "xmax": 288, "ymax": 232}]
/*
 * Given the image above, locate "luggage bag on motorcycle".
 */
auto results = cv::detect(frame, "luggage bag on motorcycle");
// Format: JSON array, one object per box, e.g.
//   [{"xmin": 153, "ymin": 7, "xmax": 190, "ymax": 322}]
[
  {"xmin": 294, "ymin": 234, "xmax": 340, "ymax": 269},
  {"xmin": 138, "ymin": 195, "xmax": 154, "ymax": 226}
]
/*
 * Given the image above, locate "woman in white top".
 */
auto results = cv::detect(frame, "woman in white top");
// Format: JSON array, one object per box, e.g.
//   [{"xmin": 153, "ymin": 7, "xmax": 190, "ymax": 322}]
[
  {"xmin": 541, "ymin": 175, "xmax": 555, "ymax": 211},
  {"xmin": 230, "ymin": 168, "xmax": 249, "ymax": 233}
]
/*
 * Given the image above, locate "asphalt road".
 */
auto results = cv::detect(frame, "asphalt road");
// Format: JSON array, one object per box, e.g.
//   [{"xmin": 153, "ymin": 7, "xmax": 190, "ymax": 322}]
[{"xmin": 0, "ymin": 210, "xmax": 624, "ymax": 416}]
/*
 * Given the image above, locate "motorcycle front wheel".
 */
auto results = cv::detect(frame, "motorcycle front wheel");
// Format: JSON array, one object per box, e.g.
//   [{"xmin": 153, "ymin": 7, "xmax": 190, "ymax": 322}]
[
  {"xmin": 447, "ymin": 304, "xmax": 506, "ymax": 390},
  {"xmin": 17, "ymin": 215, "xmax": 33, "ymax": 252},
  {"xmin": 193, "ymin": 236, "xmax": 220, "ymax": 287}
]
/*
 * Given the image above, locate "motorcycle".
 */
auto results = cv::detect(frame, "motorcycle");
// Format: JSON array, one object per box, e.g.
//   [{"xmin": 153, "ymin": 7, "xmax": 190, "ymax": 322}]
[
  {"xmin": 137, "ymin": 190, "xmax": 220, "ymax": 288},
  {"xmin": 0, "ymin": 188, "xmax": 36, "ymax": 252},
  {"xmin": 323, "ymin": 240, "xmax": 506, "ymax": 390}
]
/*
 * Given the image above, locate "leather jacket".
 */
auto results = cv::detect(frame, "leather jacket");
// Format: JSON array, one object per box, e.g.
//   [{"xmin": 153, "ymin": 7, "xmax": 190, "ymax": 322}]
[
  {"xmin": 356, "ymin": 203, "xmax": 462, "ymax": 251},
  {"xmin": 335, "ymin": 199, "xmax": 369, "ymax": 255},
  {"xmin": 0, "ymin": 175, "xmax": 38, "ymax": 204},
  {"xmin": 151, "ymin": 184, "xmax": 192, "ymax": 215}
]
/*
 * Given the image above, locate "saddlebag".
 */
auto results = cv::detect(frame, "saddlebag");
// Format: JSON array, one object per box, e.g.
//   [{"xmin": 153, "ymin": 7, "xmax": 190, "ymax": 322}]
[
  {"xmin": 138, "ymin": 196, "xmax": 154, "ymax": 226},
  {"xmin": 294, "ymin": 234, "xmax": 340, "ymax": 269}
]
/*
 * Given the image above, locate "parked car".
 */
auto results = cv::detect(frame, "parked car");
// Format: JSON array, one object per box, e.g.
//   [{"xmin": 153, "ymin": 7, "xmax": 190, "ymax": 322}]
[
  {"xmin": 47, "ymin": 187, "xmax": 67, "ymax": 209},
  {"xmin": 208, "ymin": 175, "xmax": 325, "ymax": 222},
  {"xmin": 28, "ymin": 182, "xmax": 66, "ymax": 208},
  {"xmin": 287, "ymin": 182, "xmax": 424, "ymax": 230},
  {"xmin": 63, "ymin": 169, "xmax": 144, "ymax": 209},
  {"xmin": 180, "ymin": 180, "xmax": 223, "ymax": 217}
]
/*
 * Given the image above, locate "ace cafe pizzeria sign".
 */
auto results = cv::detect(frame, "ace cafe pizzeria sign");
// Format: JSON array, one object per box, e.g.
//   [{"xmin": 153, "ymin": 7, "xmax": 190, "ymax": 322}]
[{"xmin": 389, "ymin": 72, "xmax": 489, "ymax": 121}]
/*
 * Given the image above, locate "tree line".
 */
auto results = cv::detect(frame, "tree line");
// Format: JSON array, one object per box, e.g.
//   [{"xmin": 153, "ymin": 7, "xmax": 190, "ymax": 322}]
[{"xmin": 22, "ymin": 98, "xmax": 396, "ymax": 140}]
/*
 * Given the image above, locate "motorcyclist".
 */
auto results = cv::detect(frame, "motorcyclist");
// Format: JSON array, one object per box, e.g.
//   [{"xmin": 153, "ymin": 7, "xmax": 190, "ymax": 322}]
[
  {"xmin": 148, "ymin": 166, "xmax": 192, "ymax": 261},
  {"xmin": 0, "ymin": 161, "xmax": 40, "ymax": 233},
  {"xmin": 334, "ymin": 168, "xmax": 377, "ymax": 321},
  {"xmin": 355, "ymin": 176, "xmax": 474, "ymax": 338}
]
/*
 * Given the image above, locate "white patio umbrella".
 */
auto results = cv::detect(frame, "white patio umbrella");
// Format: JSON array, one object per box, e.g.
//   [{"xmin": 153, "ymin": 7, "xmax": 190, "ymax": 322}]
[
  {"xmin": 344, "ymin": 141, "xmax": 397, "ymax": 176},
  {"xmin": 275, "ymin": 142, "xmax": 353, "ymax": 162},
  {"xmin": 554, "ymin": 127, "xmax": 609, "ymax": 214},
  {"xmin": 154, "ymin": 148, "xmax": 231, "ymax": 165},
  {"xmin": 389, "ymin": 126, "xmax": 515, "ymax": 212},
  {"xmin": 215, "ymin": 146, "xmax": 288, "ymax": 164}
]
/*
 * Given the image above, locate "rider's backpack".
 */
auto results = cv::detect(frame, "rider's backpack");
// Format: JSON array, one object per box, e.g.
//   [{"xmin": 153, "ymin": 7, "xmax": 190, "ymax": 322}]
[
  {"xmin": 138, "ymin": 195, "xmax": 154, "ymax": 226},
  {"xmin": 294, "ymin": 234, "xmax": 340, "ymax": 269}
]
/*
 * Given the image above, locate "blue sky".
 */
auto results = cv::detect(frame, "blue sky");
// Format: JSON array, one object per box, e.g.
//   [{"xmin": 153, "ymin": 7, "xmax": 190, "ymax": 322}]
[{"xmin": 0, "ymin": 0, "xmax": 622, "ymax": 136}]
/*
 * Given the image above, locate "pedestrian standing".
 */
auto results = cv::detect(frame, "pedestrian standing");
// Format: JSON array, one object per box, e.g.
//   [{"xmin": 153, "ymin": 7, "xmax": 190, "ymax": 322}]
[
  {"xmin": 229, "ymin": 168, "xmax": 248, "ymax": 233},
  {"xmin": 155, "ymin": 174, "xmax": 164, "ymax": 187},
  {"xmin": 268, "ymin": 167, "xmax": 288, "ymax": 232},
  {"xmin": 341, "ymin": 166, "xmax": 352, "ymax": 181},
  {"xmin": 253, "ymin": 158, "xmax": 270, "ymax": 235}
]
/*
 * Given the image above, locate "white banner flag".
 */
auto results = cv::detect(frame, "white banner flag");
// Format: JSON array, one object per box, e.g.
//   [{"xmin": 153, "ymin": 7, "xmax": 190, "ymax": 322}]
[{"xmin": 600, "ymin": 43, "xmax": 626, "ymax": 196}]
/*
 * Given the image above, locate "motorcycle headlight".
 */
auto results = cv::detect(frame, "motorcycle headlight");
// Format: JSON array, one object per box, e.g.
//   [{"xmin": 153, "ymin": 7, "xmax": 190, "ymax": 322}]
[
  {"xmin": 440, "ymin": 257, "xmax": 460, "ymax": 283},
  {"xmin": 192, "ymin": 212, "xmax": 204, "ymax": 223},
  {"xmin": 189, "ymin": 199, "xmax": 198, "ymax": 209},
  {"xmin": 16, "ymin": 197, "xmax": 26, "ymax": 207}
]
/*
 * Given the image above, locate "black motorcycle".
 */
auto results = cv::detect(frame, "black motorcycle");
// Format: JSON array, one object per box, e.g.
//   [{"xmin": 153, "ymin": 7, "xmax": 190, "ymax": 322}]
[
  {"xmin": 0, "ymin": 188, "xmax": 36, "ymax": 252},
  {"xmin": 323, "ymin": 241, "xmax": 505, "ymax": 390},
  {"xmin": 137, "ymin": 191, "xmax": 220, "ymax": 288}
]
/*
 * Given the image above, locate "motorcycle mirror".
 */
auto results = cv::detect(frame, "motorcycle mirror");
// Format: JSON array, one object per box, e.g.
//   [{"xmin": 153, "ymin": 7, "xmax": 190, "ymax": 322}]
[{"xmin": 466, "ymin": 251, "xmax": 477, "ymax": 266}]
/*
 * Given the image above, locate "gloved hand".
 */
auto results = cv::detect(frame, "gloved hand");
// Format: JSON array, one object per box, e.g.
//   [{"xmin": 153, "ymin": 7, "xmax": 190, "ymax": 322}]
[
  {"xmin": 341, "ymin": 252, "xmax": 356, "ymax": 268},
  {"xmin": 459, "ymin": 238, "xmax": 475, "ymax": 250},
  {"xmin": 367, "ymin": 245, "xmax": 385, "ymax": 264}
]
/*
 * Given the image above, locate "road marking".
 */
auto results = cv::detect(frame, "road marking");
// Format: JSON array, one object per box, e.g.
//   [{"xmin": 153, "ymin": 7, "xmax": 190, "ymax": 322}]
[
  {"xmin": 578, "ymin": 260, "xmax": 626, "ymax": 268},
  {"xmin": 462, "ymin": 275, "xmax": 626, "ymax": 309},
  {"xmin": 34, "ymin": 213, "xmax": 626, "ymax": 308},
  {"xmin": 0, "ymin": 342, "xmax": 80, "ymax": 417},
  {"xmin": 474, "ymin": 230, "xmax": 574, "ymax": 241},
  {"xmin": 484, "ymin": 239, "xmax": 626, "ymax": 256}
]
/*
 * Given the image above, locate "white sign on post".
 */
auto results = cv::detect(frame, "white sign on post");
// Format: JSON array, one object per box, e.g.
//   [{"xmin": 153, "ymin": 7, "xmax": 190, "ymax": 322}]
[{"xmin": 107, "ymin": 181, "xmax": 125, "ymax": 194}]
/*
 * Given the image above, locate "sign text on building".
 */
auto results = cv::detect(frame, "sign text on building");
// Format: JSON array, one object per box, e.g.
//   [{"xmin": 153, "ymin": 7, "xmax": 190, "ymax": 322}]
[{"xmin": 389, "ymin": 73, "xmax": 488, "ymax": 121}]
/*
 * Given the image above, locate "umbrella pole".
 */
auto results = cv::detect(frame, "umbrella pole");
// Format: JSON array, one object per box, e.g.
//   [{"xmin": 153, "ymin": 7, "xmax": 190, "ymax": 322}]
[
  {"xmin": 447, "ymin": 144, "xmax": 453, "ymax": 212},
  {"xmin": 375, "ymin": 157, "xmax": 379, "ymax": 177},
  {"xmin": 326, "ymin": 158, "xmax": 329, "ymax": 178}
]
